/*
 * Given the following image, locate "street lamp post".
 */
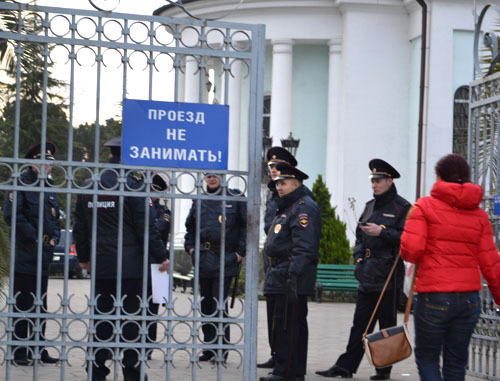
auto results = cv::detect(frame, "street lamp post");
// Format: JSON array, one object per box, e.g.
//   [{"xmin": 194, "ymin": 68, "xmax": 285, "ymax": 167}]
[
  {"xmin": 262, "ymin": 135, "xmax": 273, "ymax": 182},
  {"xmin": 280, "ymin": 132, "xmax": 300, "ymax": 156}
]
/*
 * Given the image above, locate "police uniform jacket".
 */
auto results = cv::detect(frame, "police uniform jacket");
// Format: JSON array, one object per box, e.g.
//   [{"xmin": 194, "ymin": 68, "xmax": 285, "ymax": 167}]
[
  {"xmin": 353, "ymin": 184, "xmax": 410, "ymax": 292},
  {"xmin": 264, "ymin": 183, "xmax": 279, "ymax": 235},
  {"xmin": 73, "ymin": 158, "xmax": 167, "ymax": 280},
  {"xmin": 263, "ymin": 185, "xmax": 321, "ymax": 296},
  {"xmin": 3, "ymin": 168, "xmax": 61, "ymax": 276},
  {"xmin": 184, "ymin": 187, "xmax": 246, "ymax": 279},
  {"xmin": 264, "ymin": 183, "xmax": 315, "ymax": 235},
  {"xmin": 151, "ymin": 199, "xmax": 170, "ymax": 247}
]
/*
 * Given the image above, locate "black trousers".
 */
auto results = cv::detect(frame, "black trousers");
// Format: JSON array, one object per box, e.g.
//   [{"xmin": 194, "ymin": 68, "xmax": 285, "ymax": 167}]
[
  {"xmin": 336, "ymin": 289, "xmax": 397, "ymax": 375},
  {"xmin": 199, "ymin": 276, "xmax": 233, "ymax": 354},
  {"xmin": 90, "ymin": 278, "xmax": 143, "ymax": 380},
  {"xmin": 267, "ymin": 294, "xmax": 309, "ymax": 378},
  {"xmin": 265, "ymin": 296, "xmax": 276, "ymax": 357},
  {"xmin": 12, "ymin": 272, "xmax": 48, "ymax": 359},
  {"xmin": 147, "ymin": 282, "xmax": 159, "ymax": 344}
]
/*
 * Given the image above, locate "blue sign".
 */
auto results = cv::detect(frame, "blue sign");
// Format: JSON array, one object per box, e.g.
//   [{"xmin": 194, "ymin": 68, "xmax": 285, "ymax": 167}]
[
  {"xmin": 494, "ymin": 195, "xmax": 500, "ymax": 216},
  {"xmin": 121, "ymin": 99, "xmax": 229, "ymax": 169}
]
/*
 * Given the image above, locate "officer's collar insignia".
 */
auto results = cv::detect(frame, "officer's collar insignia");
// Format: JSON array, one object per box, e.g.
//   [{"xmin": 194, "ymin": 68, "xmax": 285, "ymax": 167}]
[
  {"xmin": 8, "ymin": 192, "xmax": 12, "ymax": 202},
  {"xmin": 298, "ymin": 213, "xmax": 309, "ymax": 228},
  {"xmin": 274, "ymin": 224, "xmax": 282, "ymax": 234}
]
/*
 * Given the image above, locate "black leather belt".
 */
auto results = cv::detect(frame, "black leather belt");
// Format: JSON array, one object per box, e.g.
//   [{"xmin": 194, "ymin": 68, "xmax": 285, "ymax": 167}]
[
  {"xmin": 203, "ymin": 242, "xmax": 221, "ymax": 252},
  {"xmin": 364, "ymin": 248, "xmax": 393, "ymax": 259},
  {"xmin": 269, "ymin": 257, "xmax": 290, "ymax": 267}
]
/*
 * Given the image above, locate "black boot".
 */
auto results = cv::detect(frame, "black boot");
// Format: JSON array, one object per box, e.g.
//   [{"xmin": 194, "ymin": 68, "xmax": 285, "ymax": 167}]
[
  {"xmin": 40, "ymin": 349, "xmax": 59, "ymax": 364},
  {"xmin": 198, "ymin": 351, "xmax": 215, "ymax": 362},
  {"xmin": 257, "ymin": 357, "xmax": 276, "ymax": 368},
  {"xmin": 316, "ymin": 364, "xmax": 353, "ymax": 378},
  {"xmin": 13, "ymin": 355, "xmax": 31, "ymax": 366},
  {"xmin": 370, "ymin": 373, "xmax": 390, "ymax": 380},
  {"xmin": 259, "ymin": 375, "xmax": 296, "ymax": 381}
]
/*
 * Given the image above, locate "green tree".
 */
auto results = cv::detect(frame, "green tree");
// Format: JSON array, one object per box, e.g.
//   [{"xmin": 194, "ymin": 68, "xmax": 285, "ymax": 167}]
[
  {"xmin": 0, "ymin": 53, "xmax": 68, "ymax": 158},
  {"xmin": 0, "ymin": 215, "xmax": 10, "ymax": 292},
  {"xmin": 73, "ymin": 118, "xmax": 122, "ymax": 163},
  {"xmin": 312, "ymin": 175, "xmax": 351, "ymax": 264}
]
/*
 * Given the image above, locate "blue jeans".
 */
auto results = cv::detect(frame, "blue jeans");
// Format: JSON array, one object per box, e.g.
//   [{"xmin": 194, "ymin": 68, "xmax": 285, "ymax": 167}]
[{"xmin": 414, "ymin": 292, "xmax": 480, "ymax": 381}]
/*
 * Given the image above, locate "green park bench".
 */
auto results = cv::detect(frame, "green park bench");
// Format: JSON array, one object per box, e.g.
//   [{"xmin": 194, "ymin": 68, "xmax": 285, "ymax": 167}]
[
  {"xmin": 314, "ymin": 263, "xmax": 358, "ymax": 303},
  {"xmin": 173, "ymin": 266, "xmax": 195, "ymax": 293}
]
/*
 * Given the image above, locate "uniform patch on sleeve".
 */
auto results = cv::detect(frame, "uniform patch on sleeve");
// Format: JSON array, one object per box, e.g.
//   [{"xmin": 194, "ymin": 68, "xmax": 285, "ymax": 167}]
[
  {"xmin": 406, "ymin": 205, "xmax": 415, "ymax": 219},
  {"xmin": 298, "ymin": 213, "xmax": 309, "ymax": 228},
  {"xmin": 163, "ymin": 213, "xmax": 170, "ymax": 222}
]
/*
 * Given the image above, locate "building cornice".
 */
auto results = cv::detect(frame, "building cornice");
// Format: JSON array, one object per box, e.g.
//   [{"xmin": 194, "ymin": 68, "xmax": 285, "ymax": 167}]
[{"xmin": 154, "ymin": 0, "xmax": 412, "ymax": 19}]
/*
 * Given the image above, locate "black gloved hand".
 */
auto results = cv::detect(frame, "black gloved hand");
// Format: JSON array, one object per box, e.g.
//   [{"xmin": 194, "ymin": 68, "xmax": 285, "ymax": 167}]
[{"xmin": 286, "ymin": 274, "xmax": 298, "ymax": 304}]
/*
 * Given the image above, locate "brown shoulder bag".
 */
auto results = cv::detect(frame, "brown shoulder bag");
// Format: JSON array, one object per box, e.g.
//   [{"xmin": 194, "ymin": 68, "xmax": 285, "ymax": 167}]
[{"xmin": 362, "ymin": 252, "xmax": 416, "ymax": 368}]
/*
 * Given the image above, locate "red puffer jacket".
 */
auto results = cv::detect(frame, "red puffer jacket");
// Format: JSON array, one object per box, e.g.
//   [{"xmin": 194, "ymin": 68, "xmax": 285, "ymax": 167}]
[{"xmin": 400, "ymin": 180, "xmax": 500, "ymax": 304}]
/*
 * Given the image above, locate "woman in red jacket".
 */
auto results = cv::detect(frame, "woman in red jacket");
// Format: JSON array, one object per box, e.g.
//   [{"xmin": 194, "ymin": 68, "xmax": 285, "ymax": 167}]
[{"xmin": 400, "ymin": 154, "xmax": 500, "ymax": 381}]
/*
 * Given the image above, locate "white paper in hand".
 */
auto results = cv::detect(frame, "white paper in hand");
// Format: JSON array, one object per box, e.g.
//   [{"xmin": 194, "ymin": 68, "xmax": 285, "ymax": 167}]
[{"xmin": 151, "ymin": 264, "xmax": 169, "ymax": 303}]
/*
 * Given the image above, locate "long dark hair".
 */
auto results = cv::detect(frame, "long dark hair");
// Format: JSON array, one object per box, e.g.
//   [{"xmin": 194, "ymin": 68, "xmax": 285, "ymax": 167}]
[{"xmin": 435, "ymin": 154, "xmax": 470, "ymax": 184}]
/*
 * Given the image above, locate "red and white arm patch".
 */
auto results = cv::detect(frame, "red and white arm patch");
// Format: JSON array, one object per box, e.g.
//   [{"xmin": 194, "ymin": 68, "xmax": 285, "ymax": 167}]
[{"xmin": 298, "ymin": 213, "xmax": 309, "ymax": 228}]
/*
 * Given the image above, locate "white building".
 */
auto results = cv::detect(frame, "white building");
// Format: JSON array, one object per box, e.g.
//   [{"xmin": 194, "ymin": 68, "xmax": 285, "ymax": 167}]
[{"xmin": 155, "ymin": 0, "xmax": 494, "ymax": 240}]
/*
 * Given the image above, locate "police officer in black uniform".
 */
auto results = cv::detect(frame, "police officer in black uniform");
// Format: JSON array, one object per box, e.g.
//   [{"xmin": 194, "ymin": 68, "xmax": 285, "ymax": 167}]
[
  {"xmin": 3, "ymin": 141, "xmax": 60, "ymax": 366},
  {"xmin": 147, "ymin": 173, "xmax": 171, "ymax": 353},
  {"xmin": 151, "ymin": 173, "xmax": 171, "ymax": 247},
  {"xmin": 73, "ymin": 137, "xmax": 169, "ymax": 381},
  {"xmin": 316, "ymin": 159, "xmax": 410, "ymax": 380},
  {"xmin": 258, "ymin": 146, "xmax": 298, "ymax": 370},
  {"xmin": 184, "ymin": 174, "xmax": 246, "ymax": 362},
  {"xmin": 261, "ymin": 163, "xmax": 321, "ymax": 381}
]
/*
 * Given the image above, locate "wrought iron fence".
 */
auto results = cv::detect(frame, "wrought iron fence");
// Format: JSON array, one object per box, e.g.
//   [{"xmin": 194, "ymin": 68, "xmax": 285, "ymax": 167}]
[{"xmin": 0, "ymin": 1, "xmax": 265, "ymax": 380}]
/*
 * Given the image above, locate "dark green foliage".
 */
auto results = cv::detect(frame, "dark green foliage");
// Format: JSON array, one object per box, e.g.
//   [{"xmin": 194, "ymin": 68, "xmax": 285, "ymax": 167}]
[
  {"xmin": 73, "ymin": 118, "xmax": 122, "ymax": 163},
  {"xmin": 0, "ymin": 210, "xmax": 10, "ymax": 291},
  {"xmin": 0, "ymin": 48, "xmax": 69, "ymax": 159},
  {"xmin": 312, "ymin": 175, "xmax": 351, "ymax": 264}
]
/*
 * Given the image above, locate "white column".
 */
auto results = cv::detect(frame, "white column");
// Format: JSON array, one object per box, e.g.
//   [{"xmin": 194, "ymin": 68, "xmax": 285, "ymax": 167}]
[
  {"xmin": 184, "ymin": 56, "xmax": 200, "ymax": 102},
  {"xmin": 173, "ymin": 56, "xmax": 200, "ymax": 247},
  {"xmin": 176, "ymin": 65, "xmax": 185, "ymax": 102},
  {"xmin": 326, "ymin": 39, "xmax": 344, "ymax": 214},
  {"xmin": 270, "ymin": 39, "xmax": 294, "ymax": 142},
  {"xmin": 228, "ymin": 59, "xmax": 242, "ymax": 170}
]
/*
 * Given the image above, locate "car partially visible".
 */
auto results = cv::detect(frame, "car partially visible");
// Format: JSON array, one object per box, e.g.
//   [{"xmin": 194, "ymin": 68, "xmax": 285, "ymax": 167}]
[{"xmin": 49, "ymin": 230, "xmax": 85, "ymax": 279}]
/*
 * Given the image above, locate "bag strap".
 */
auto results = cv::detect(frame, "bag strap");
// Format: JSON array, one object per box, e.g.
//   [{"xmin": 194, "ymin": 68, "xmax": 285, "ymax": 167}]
[
  {"xmin": 403, "ymin": 263, "xmax": 417, "ymax": 323},
  {"xmin": 362, "ymin": 253, "xmax": 417, "ymax": 338}
]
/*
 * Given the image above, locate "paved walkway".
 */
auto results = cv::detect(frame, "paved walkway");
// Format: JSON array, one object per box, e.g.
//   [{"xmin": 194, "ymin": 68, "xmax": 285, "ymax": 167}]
[{"xmin": 0, "ymin": 278, "xmax": 475, "ymax": 381}]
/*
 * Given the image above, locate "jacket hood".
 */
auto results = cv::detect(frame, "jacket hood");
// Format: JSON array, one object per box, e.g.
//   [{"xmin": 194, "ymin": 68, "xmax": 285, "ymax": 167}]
[{"xmin": 430, "ymin": 180, "xmax": 483, "ymax": 210}]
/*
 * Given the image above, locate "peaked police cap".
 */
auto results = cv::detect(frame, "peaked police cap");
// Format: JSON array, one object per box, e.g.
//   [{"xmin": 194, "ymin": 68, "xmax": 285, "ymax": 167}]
[
  {"xmin": 274, "ymin": 162, "xmax": 308, "ymax": 181},
  {"xmin": 266, "ymin": 146, "xmax": 298, "ymax": 167},
  {"xmin": 25, "ymin": 141, "xmax": 56, "ymax": 160},
  {"xmin": 368, "ymin": 158, "xmax": 400, "ymax": 179}
]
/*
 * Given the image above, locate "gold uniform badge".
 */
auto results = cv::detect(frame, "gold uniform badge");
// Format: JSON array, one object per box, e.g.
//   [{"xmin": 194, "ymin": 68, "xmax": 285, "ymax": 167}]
[{"xmin": 274, "ymin": 224, "xmax": 282, "ymax": 234}]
